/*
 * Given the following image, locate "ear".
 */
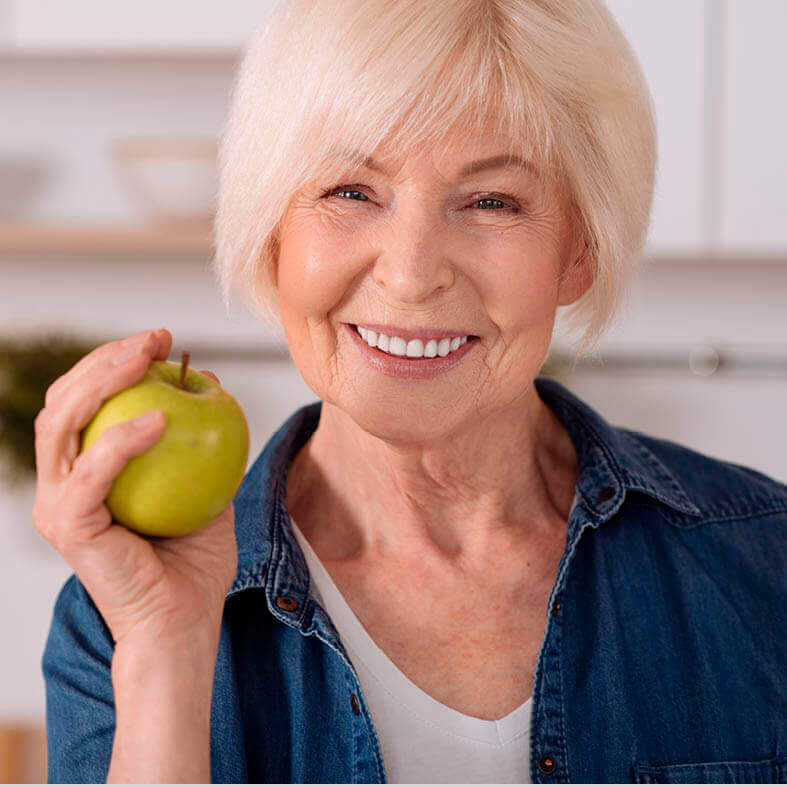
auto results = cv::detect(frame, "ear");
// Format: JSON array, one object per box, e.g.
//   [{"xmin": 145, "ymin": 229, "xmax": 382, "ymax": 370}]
[
  {"xmin": 557, "ymin": 211, "xmax": 594, "ymax": 307},
  {"xmin": 557, "ymin": 245, "xmax": 593, "ymax": 307}
]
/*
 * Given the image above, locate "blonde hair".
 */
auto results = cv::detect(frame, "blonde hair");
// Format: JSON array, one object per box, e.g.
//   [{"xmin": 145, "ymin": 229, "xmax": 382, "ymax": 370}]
[{"xmin": 211, "ymin": 0, "xmax": 657, "ymax": 362}]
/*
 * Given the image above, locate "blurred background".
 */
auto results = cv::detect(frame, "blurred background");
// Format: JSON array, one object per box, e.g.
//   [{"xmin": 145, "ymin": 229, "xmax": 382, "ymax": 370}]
[{"xmin": 1, "ymin": 0, "xmax": 786, "ymax": 781}]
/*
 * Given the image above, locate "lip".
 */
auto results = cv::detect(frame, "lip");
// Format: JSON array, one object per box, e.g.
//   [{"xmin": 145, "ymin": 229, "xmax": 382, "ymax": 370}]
[{"xmin": 345, "ymin": 323, "xmax": 479, "ymax": 380}]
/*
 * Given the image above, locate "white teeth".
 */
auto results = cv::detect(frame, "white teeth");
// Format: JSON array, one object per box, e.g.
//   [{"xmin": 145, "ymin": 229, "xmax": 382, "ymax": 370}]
[
  {"xmin": 354, "ymin": 325, "xmax": 470, "ymax": 359},
  {"xmin": 388, "ymin": 336, "xmax": 407, "ymax": 356},
  {"xmin": 406, "ymin": 339, "xmax": 424, "ymax": 358}
]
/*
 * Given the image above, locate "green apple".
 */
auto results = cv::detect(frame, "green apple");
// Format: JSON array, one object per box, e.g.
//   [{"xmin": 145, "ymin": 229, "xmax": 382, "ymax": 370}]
[{"xmin": 79, "ymin": 354, "xmax": 249, "ymax": 538}]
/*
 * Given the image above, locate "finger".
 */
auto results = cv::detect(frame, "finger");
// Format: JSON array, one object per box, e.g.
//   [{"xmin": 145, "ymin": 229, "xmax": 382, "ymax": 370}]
[
  {"xmin": 44, "ymin": 329, "xmax": 150, "ymax": 408},
  {"xmin": 46, "ymin": 329, "xmax": 172, "ymax": 409},
  {"xmin": 199, "ymin": 369, "xmax": 220, "ymax": 384},
  {"xmin": 35, "ymin": 332, "xmax": 168, "ymax": 481},
  {"xmin": 58, "ymin": 410, "xmax": 167, "ymax": 547}
]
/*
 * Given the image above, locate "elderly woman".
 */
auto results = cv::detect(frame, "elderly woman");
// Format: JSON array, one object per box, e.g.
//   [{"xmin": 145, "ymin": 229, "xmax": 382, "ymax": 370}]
[{"xmin": 36, "ymin": 0, "xmax": 785, "ymax": 783}]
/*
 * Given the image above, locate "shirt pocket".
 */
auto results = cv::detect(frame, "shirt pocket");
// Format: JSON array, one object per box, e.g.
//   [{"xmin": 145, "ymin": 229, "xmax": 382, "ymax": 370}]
[{"xmin": 633, "ymin": 754, "xmax": 786, "ymax": 783}]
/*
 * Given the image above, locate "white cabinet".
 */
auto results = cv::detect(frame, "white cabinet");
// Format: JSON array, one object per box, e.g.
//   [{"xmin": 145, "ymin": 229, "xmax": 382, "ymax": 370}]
[
  {"xmin": 7, "ymin": 0, "xmax": 274, "ymax": 52},
  {"xmin": 722, "ymin": 0, "xmax": 787, "ymax": 252},
  {"xmin": 607, "ymin": 0, "xmax": 787, "ymax": 257},
  {"xmin": 604, "ymin": 0, "xmax": 706, "ymax": 255}
]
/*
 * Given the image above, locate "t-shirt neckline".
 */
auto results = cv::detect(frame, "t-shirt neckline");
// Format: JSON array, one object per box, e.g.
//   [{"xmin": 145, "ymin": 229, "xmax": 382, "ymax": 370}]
[{"xmin": 289, "ymin": 515, "xmax": 533, "ymax": 746}]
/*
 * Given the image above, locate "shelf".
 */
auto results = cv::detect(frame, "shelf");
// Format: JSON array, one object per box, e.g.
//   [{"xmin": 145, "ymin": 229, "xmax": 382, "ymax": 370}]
[
  {"xmin": 643, "ymin": 250, "xmax": 787, "ymax": 266},
  {"xmin": 0, "ymin": 221, "xmax": 213, "ymax": 259}
]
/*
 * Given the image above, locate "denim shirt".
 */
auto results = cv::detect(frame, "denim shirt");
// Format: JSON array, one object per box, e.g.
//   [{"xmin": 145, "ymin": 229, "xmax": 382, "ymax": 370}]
[{"xmin": 43, "ymin": 376, "xmax": 787, "ymax": 783}]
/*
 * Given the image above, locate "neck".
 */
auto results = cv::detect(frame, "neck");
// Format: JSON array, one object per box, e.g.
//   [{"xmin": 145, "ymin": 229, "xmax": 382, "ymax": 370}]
[{"xmin": 286, "ymin": 386, "xmax": 578, "ymax": 569}]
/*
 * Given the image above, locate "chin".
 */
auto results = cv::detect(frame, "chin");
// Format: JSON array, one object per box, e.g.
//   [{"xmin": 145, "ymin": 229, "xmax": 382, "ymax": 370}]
[{"xmin": 341, "ymin": 398, "xmax": 466, "ymax": 446}]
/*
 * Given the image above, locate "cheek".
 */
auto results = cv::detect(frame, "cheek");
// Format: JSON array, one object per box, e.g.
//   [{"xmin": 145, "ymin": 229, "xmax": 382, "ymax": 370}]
[
  {"xmin": 276, "ymin": 229, "xmax": 351, "ymax": 397},
  {"xmin": 277, "ymin": 222, "xmax": 360, "ymax": 318},
  {"xmin": 511, "ymin": 220, "xmax": 569, "ymax": 318},
  {"xmin": 474, "ymin": 242, "xmax": 564, "ymax": 335},
  {"xmin": 507, "ymin": 269, "xmax": 561, "ymax": 326}
]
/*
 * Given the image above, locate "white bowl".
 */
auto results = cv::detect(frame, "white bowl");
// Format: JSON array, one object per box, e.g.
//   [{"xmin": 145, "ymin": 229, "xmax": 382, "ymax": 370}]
[{"xmin": 111, "ymin": 138, "xmax": 218, "ymax": 226}]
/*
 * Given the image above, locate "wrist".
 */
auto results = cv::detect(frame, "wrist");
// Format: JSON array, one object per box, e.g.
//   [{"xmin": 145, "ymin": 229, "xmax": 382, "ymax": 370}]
[
  {"xmin": 111, "ymin": 621, "xmax": 221, "ymax": 723},
  {"xmin": 112, "ymin": 623, "xmax": 221, "ymax": 690},
  {"xmin": 108, "ymin": 628, "xmax": 220, "ymax": 783}
]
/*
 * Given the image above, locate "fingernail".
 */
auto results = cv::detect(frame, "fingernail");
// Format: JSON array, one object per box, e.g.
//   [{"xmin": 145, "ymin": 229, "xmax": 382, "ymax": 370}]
[
  {"xmin": 134, "ymin": 410, "xmax": 163, "ymax": 428},
  {"xmin": 121, "ymin": 330, "xmax": 153, "ymax": 347}
]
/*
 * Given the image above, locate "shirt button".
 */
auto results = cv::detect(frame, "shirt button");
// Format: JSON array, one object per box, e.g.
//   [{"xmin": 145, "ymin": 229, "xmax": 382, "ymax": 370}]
[
  {"xmin": 598, "ymin": 486, "xmax": 615, "ymax": 502},
  {"xmin": 276, "ymin": 595, "xmax": 299, "ymax": 611},
  {"xmin": 350, "ymin": 693, "xmax": 361, "ymax": 715},
  {"xmin": 551, "ymin": 601, "xmax": 562, "ymax": 615},
  {"xmin": 538, "ymin": 755, "xmax": 557, "ymax": 774}
]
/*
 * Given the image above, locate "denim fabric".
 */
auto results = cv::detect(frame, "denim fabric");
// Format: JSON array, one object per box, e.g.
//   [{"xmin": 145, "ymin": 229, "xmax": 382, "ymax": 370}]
[{"xmin": 43, "ymin": 376, "xmax": 787, "ymax": 783}]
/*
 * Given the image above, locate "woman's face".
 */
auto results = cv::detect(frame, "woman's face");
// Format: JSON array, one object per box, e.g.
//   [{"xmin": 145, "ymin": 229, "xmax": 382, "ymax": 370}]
[{"xmin": 273, "ymin": 130, "xmax": 591, "ymax": 443}]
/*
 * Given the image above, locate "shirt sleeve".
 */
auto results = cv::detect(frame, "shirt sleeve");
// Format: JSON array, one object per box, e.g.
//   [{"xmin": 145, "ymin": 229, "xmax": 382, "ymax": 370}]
[{"xmin": 41, "ymin": 573, "xmax": 117, "ymax": 784}]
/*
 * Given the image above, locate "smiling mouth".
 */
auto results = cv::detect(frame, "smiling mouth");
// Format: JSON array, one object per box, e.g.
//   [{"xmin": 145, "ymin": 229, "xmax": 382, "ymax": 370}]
[
  {"xmin": 348, "ymin": 323, "xmax": 480, "ymax": 360},
  {"xmin": 350, "ymin": 322, "xmax": 481, "ymax": 341}
]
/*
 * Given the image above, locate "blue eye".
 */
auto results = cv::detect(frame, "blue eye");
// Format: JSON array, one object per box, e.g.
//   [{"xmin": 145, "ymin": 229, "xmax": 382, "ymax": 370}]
[
  {"xmin": 477, "ymin": 197, "xmax": 505, "ymax": 210},
  {"xmin": 320, "ymin": 185, "xmax": 522, "ymax": 213},
  {"xmin": 475, "ymin": 194, "xmax": 520, "ymax": 213},
  {"xmin": 322, "ymin": 185, "xmax": 369, "ymax": 201}
]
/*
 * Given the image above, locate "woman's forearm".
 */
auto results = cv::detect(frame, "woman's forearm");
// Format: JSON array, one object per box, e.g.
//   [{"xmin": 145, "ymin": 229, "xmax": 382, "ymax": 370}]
[{"xmin": 107, "ymin": 628, "xmax": 220, "ymax": 783}]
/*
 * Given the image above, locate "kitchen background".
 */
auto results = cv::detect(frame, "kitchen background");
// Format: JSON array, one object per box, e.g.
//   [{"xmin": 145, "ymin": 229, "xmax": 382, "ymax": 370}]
[{"xmin": 1, "ymin": 0, "xmax": 786, "ymax": 781}]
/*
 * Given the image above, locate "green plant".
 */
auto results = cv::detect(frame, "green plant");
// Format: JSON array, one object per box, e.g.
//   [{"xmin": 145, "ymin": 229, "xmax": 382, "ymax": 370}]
[{"xmin": 0, "ymin": 332, "xmax": 100, "ymax": 488}]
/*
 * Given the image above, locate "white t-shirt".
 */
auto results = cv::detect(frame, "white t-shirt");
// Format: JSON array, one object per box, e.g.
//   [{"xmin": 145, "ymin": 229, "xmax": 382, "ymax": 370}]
[{"xmin": 290, "ymin": 517, "xmax": 533, "ymax": 784}]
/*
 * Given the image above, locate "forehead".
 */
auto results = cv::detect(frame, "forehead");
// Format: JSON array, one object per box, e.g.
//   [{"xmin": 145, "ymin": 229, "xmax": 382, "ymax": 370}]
[{"xmin": 329, "ymin": 131, "xmax": 541, "ymax": 181}]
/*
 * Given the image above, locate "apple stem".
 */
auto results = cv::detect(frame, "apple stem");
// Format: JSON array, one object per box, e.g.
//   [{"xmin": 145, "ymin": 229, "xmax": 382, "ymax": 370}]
[{"xmin": 179, "ymin": 351, "xmax": 190, "ymax": 390}]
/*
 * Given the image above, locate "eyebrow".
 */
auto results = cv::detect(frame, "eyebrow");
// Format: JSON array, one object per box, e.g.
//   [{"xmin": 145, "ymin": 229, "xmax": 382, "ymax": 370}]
[{"xmin": 338, "ymin": 151, "xmax": 538, "ymax": 179}]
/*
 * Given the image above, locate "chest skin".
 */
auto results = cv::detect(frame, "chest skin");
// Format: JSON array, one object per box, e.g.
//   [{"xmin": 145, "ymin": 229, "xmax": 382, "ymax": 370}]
[{"xmin": 312, "ymin": 527, "xmax": 565, "ymax": 721}]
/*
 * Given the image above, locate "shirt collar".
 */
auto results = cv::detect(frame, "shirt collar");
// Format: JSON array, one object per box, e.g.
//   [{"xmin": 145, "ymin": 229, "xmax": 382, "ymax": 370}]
[
  {"xmin": 534, "ymin": 376, "xmax": 702, "ymax": 522},
  {"xmin": 228, "ymin": 375, "xmax": 702, "ymax": 598}
]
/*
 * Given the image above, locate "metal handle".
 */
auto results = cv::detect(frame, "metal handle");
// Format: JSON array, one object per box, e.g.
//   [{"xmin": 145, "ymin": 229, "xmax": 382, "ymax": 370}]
[
  {"xmin": 547, "ymin": 345, "xmax": 787, "ymax": 377},
  {"xmin": 138, "ymin": 340, "xmax": 787, "ymax": 378}
]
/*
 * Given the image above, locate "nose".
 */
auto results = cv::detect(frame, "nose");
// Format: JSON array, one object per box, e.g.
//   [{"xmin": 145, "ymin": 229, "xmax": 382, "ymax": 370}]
[{"xmin": 371, "ymin": 212, "xmax": 456, "ymax": 303}]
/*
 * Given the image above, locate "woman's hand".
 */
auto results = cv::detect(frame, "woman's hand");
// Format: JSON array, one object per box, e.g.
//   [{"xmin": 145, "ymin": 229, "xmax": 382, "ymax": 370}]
[{"xmin": 32, "ymin": 328, "xmax": 238, "ymax": 648}]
